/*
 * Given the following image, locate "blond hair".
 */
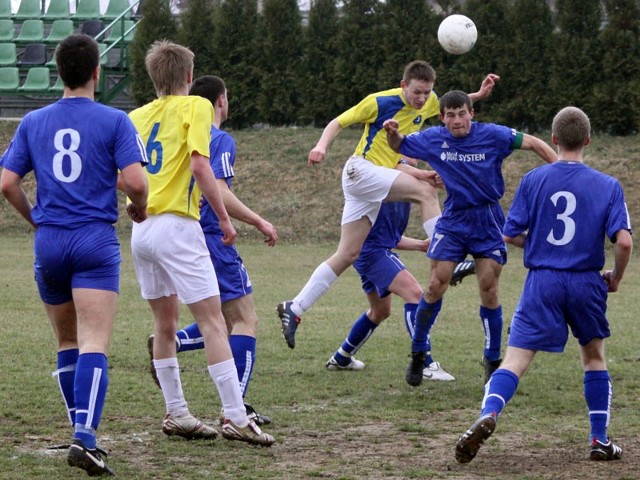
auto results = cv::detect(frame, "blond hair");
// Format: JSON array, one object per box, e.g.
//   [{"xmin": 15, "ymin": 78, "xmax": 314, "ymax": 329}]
[
  {"xmin": 552, "ymin": 106, "xmax": 591, "ymax": 151},
  {"xmin": 145, "ymin": 40, "xmax": 194, "ymax": 96}
]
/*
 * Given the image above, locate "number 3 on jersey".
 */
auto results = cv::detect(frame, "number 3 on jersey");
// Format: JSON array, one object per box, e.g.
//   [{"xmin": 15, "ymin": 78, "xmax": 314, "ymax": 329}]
[
  {"xmin": 145, "ymin": 122, "xmax": 163, "ymax": 174},
  {"xmin": 546, "ymin": 191, "xmax": 576, "ymax": 246}
]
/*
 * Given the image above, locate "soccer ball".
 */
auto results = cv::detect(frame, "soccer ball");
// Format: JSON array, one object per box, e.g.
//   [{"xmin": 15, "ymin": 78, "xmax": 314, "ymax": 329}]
[{"xmin": 437, "ymin": 14, "xmax": 478, "ymax": 55}]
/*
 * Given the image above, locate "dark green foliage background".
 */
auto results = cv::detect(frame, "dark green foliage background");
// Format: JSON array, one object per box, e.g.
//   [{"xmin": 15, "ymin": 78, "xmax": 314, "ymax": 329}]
[{"xmin": 128, "ymin": 0, "xmax": 640, "ymax": 134}]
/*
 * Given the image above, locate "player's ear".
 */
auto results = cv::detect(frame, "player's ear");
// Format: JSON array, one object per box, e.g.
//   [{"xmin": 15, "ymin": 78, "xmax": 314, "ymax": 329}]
[
  {"xmin": 93, "ymin": 66, "xmax": 100, "ymax": 82},
  {"xmin": 584, "ymin": 137, "xmax": 591, "ymax": 146},
  {"xmin": 551, "ymin": 133, "xmax": 559, "ymax": 145},
  {"xmin": 400, "ymin": 79, "xmax": 407, "ymax": 89}
]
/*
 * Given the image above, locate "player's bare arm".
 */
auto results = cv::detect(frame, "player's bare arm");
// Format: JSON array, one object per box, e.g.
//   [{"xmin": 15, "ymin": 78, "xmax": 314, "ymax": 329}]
[
  {"xmin": 521, "ymin": 134, "xmax": 557, "ymax": 164},
  {"xmin": 504, "ymin": 232, "xmax": 527, "ymax": 249},
  {"xmin": 309, "ymin": 118, "xmax": 343, "ymax": 166},
  {"xmin": 0, "ymin": 169, "xmax": 35, "ymax": 228},
  {"xmin": 383, "ymin": 119, "xmax": 404, "ymax": 152},
  {"xmin": 396, "ymin": 235, "xmax": 430, "ymax": 252},
  {"xmin": 121, "ymin": 162, "xmax": 149, "ymax": 223},
  {"xmin": 216, "ymin": 178, "xmax": 278, "ymax": 247},
  {"xmin": 191, "ymin": 153, "xmax": 237, "ymax": 246},
  {"xmin": 602, "ymin": 229, "xmax": 633, "ymax": 292},
  {"xmin": 469, "ymin": 73, "xmax": 501, "ymax": 102}
]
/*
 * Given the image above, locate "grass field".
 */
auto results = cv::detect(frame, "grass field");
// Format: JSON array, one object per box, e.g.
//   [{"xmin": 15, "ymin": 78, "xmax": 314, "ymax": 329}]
[
  {"xmin": 0, "ymin": 233, "xmax": 639, "ymax": 479},
  {"xmin": 0, "ymin": 121, "xmax": 639, "ymax": 478}
]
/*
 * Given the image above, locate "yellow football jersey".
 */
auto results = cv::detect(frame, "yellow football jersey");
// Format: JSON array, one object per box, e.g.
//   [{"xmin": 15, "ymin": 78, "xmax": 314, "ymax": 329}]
[
  {"xmin": 129, "ymin": 96, "xmax": 214, "ymax": 220},
  {"xmin": 337, "ymin": 87, "xmax": 440, "ymax": 169}
]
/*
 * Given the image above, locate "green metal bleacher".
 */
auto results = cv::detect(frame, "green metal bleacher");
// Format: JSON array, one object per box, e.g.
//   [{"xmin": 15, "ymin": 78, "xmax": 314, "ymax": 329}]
[{"xmin": 0, "ymin": 0, "xmax": 139, "ymax": 104}]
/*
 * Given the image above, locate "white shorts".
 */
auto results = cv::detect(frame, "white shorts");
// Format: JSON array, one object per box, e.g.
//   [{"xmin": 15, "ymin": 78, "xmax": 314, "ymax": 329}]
[
  {"xmin": 341, "ymin": 156, "xmax": 400, "ymax": 225},
  {"xmin": 131, "ymin": 214, "xmax": 219, "ymax": 304}
]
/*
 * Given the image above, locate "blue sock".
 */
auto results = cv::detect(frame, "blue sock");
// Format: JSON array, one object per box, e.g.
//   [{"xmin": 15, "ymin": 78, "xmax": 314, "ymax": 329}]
[
  {"xmin": 412, "ymin": 298, "xmax": 441, "ymax": 353},
  {"xmin": 584, "ymin": 370, "xmax": 611, "ymax": 443},
  {"xmin": 176, "ymin": 323, "xmax": 204, "ymax": 352},
  {"xmin": 230, "ymin": 335, "xmax": 256, "ymax": 398},
  {"xmin": 55, "ymin": 348, "xmax": 79, "ymax": 426},
  {"xmin": 481, "ymin": 368, "xmax": 519, "ymax": 417},
  {"xmin": 403, "ymin": 303, "xmax": 435, "ymax": 364},
  {"xmin": 334, "ymin": 312, "xmax": 377, "ymax": 366},
  {"xmin": 479, "ymin": 305, "xmax": 503, "ymax": 361},
  {"xmin": 73, "ymin": 353, "xmax": 109, "ymax": 450}
]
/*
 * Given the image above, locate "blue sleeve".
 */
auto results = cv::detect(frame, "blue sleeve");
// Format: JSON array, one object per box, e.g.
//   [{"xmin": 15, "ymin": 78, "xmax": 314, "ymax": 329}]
[
  {"xmin": 399, "ymin": 130, "xmax": 431, "ymax": 163},
  {"xmin": 504, "ymin": 175, "xmax": 530, "ymax": 238},
  {"xmin": 492, "ymin": 124, "xmax": 517, "ymax": 159},
  {"xmin": 114, "ymin": 112, "xmax": 148, "ymax": 172},
  {"xmin": 210, "ymin": 132, "xmax": 236, "ymax": 183},
  {"xmin": 606, "ymin": 181, "xmax": 632, "ymax": 242},
  {"xmin": 3, "ymin": 119, "xmax": 32, "ymax": 177}
]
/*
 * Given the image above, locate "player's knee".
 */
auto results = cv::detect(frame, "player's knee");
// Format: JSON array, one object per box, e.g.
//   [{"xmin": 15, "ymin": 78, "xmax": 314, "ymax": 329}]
[{"xmin": 369, "ymin": 306, "xmax": 391, "ymax": 322}]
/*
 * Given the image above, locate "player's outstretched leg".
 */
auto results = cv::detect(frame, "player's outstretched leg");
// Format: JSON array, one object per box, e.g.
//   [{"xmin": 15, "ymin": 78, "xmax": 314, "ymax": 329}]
[
  {"xmin": 455, "ymin": 413, "xmax": 497, "ymax": 464},
  {"xmin": 276, "ymin": 301, "xmax": 301, "ymax": 349},
  {"xmin": 450, "ymin": 259, "xmax": 476, "ymax": 286}
]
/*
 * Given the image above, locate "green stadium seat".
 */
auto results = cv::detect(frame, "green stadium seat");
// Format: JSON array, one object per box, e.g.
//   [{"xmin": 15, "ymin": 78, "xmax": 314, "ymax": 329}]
[
  {"xmin": 73, "ymin": 0, "xmax": 101, "ymax": 21},
  {"xmin": 104, "ymin": 19, "xmax": 134, "ymax": 44},
  {"xmin": 0, "ymin": 0, "xmax": 12, "ymax": 19},
  {"xmin": 42, "ymin": 0, "xmax": 71, "ymax": 21},
  {"xmin": 48, "ymin": 73, "xmax": 63, "ymax": 92},
  {"xmin": 0, "ymin": 41, "xmax": 16, "ymax": 66},
  {"xmin": 44, "ymin": 19, "xmax": 74, "ymax": 44},
  {"xmin": 0, "ymin": 18, "xmax": 15, "ymax": 41},
  {"xmin": 0, "ymin": 66, "xmax": 19, "ymax": 91},
  {"xmin": 15, "ymin": 18, "xmax": 44, "ymax": 43},
  {"xmin": 18, "ymin": 66, "xmax": 51, "ymax": 91},
  {"xmin": 102, "ymin": 0, "xmax": 132, "ymax": 21},
  {"xmin": 17, "ymin": 42, "xmax": 47, "ymax": 66},
  {"xmin": 13, "ymin": 0, "xmax": 42, "ymax": 20}
]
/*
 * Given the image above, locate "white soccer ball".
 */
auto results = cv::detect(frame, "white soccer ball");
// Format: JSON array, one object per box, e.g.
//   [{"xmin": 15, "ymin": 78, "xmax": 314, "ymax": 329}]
[{"xmin": 437, "ymin": 14, "xmax": 478, "ymax": 55}]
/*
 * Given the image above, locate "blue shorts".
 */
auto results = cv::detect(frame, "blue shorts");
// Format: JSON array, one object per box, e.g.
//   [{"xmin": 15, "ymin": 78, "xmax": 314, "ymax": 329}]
[
  {"xmin": 34, "ymin": 223, "xmax": 120, "ymax": 305},
  {"xmin": 508, "ymin": 269, "xmax": 610, "ymax": 352},
  {"xmin": 204, "ymin": 232, "xmax": 252, "ymax": 303},
  {"xmin": 354, "ymin": 248, "xmax": 406, "ymax": 298},
  {"xmin": 428, "ymin": 203, "xmax": 507, "ymax": 265}
]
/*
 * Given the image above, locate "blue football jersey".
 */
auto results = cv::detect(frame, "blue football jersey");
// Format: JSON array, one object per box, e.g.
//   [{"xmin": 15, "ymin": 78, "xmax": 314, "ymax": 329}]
[
  {"xmin": 3, "ymin": 98, "xmax": 145, "ymax": 226},
  {"xmin": 399, "ymin": 122, "xmax": 517, "ymax": 211},
  {"xmin": 361, "ymin": 201, "xmax": 411, "ymax": 253},
  {"xmin": 200, "ymin": 127, "xmax": 236, "ymax": 235},
  {"xmin": 504, "ymin": 161, "xmax": 631, "ymax": 271}
]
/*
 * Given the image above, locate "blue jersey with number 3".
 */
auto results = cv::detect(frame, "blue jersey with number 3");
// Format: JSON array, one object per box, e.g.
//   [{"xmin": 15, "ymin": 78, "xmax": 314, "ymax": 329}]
[
  {"xmin": 504, "ymin": 161, "xmax": 631, "ymax": 271},
  {"xmin": 3, "ymin": 97, "xmax": 145, "ymax": 227}
]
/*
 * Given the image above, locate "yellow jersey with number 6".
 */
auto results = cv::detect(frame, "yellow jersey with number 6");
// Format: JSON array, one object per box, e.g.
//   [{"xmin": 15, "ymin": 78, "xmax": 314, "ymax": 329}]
[{"xmin": 129, "ymin": 95, "xmax": 214, "ymax": 220}]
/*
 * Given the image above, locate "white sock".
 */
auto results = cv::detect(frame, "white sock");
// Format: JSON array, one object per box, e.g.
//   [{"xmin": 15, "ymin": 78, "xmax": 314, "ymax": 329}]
[
  {"xmin": 423, "ymin": 215, "xmax": 441, "ymax": 239},
  {"xmin": 292, "ymin": 262, "xmax": 338, "ymax": 314},
  {"xmin": 154, "ymin": 357, "xmax": 189, "ymax": 417},
  {"xmin": 208, "ymin": 359, "xmax": 247, "ymax": 427}
]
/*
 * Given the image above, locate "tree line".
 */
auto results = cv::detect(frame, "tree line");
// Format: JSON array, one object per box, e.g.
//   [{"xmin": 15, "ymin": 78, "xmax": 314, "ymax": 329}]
[{"xmin": 129, "ymin": 0, "xmax": 640, "ymax": 135}]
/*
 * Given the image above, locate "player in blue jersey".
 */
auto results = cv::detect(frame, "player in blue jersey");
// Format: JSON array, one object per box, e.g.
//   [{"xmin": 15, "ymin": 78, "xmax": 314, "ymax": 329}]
[
  {"xmin": 455, "ymin": 106, "xmax": 632, "ymax": 464},
  {"xmin": 384, "ymin": 90, "xmax": 557, "ymax": 387},
  {"xmin": 326, "ymin": 177, "xmax": 455, "ymax": 381},
  {"xmin": 146, "ymin": 75, "xmax": 277, "ymax": 425},
  {"xmin": 277, "ymin": 60, "xmax": 497, "ymax": 350},
  {"xmin": 0, "ymin": 33, "xmax": 148, "ymax": 477}
]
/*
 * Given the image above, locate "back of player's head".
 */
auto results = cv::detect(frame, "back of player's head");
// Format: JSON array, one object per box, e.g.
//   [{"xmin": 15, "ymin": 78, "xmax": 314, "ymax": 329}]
[
  {"xmin": 55, "ymin": 34, "xmax": 99, "ymax": 90},
  {"xmin": 403, "ymin": 60, "xmax": 436, "ymax": 84},
  {"xmin": 189, "ymin": 75, "xmax": 226, "ymax": 107},
  {"xmin": 552, "ymin": 106, "xmax": 591, "ymax": 150},
  {"xmin": 145, "ymin": 40, "xmax": 194, "ymax": 96},
  {"xmin": 439, "ymin": 90, "xmax": 473, "ymax": 114}
]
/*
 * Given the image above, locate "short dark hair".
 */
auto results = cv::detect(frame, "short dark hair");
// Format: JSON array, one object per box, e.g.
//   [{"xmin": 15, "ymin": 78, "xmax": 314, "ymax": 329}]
[
  {"xmin": 439, "ymin": 90, "xmax": 473, "ymax": 115},
  {"xmin": 55, "ymin": 34, "xmax": 100, "ymax": 90},
  {"xmin": 189, "ymin": 75, "xmax": 226, "ymax": 107},
  {"xmin": 403, "ymin": 60, "xmax": 436, "ymax": 84}
]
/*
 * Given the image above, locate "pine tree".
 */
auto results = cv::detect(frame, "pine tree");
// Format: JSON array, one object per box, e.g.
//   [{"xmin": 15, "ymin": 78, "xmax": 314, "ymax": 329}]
[
  {"xmin": 300, "ymin": 0, "xmax": 340, "ymax": 126},
  {"xmin": 128, "ymin": 0, "xmax": 178, "ymax": 105},
  {"xmin": 177, "ymin": 0, "xmax": 217, "ymax": 77},
  {"xmin": 211, "ymin": 0, "xmax": 261, "ymax": 128},
  {"xmin": 256, "ymin": 0, "xmax": 304, "ymax": 126},
  {"xmin": 591, "ymin": 0, "xmax": 640, "ymax": 134}
]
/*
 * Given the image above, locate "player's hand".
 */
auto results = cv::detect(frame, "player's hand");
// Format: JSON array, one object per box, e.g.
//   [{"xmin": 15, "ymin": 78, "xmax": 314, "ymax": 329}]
[
  {"xmin": 383, "ymin": 119, "xmax": 399, "ymax": 133},
  {"xmin": 127, "ymin": 203, "xmax": 147, "ymax": 223},
  {"xmin": 219, "ymin": 218, "xmax": 238, "ymax": 246},
  {"xmin": 308, "ymin": 146, "xmax": 326, "ymax": 166},
  {"xmin": 478, "ymin": 73, "xmax": 500, "ymax": 99},
  {"xmin": 417, "ymin": 238, "xmax": 430, "ymax": 252},
  {"xmin": 602, "ymin": 270, "xmax": 621, "ymax": 293},
  {"xmin": 256, "ymin": 218, "xmax": 278, "ymax": 247}
]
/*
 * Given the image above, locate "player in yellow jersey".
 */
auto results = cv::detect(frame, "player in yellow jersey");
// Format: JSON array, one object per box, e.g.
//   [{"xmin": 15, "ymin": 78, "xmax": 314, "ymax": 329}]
[
  {"xmin": 128, "ymin": 40, "xmax": 274, "ymax": 446},
  {"xmin": 277, "ymin": 60, "xmax": 499, "ymax": 349}
]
